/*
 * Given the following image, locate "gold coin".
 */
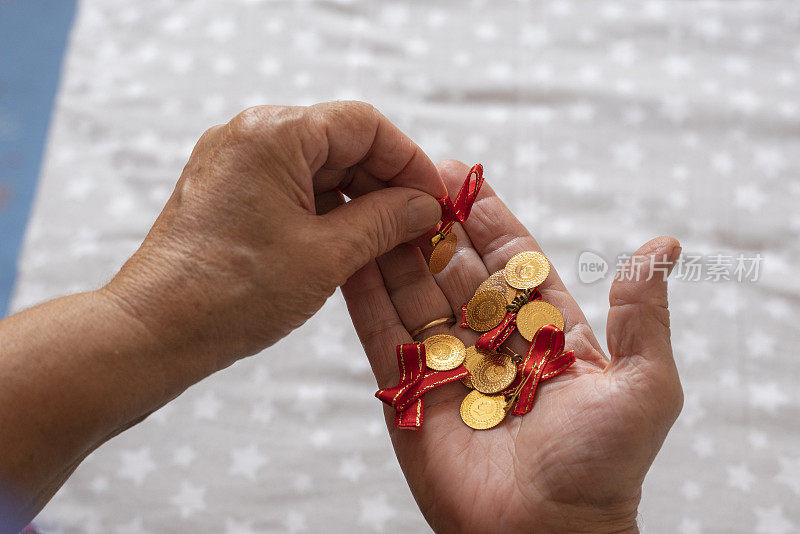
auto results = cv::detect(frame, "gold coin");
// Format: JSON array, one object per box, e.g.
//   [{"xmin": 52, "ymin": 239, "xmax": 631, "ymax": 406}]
[
  {"xmin": 465, "ymin": 289, "xmax": 507, "ymax": 332},
  {"xmin": 503, "ymin": 251, "xmax": 550, "ymax": 289},
  {"xmin": 423, "ymin": 334, "xmax": 466, "ymax": 371},
  {"xmin": 460, "ymin": 390, "xmax": 507, "ymax": 430},
  {"xmin": 516, "ymin": 301, "xmax": 565, "ymax": 341},
  {"xmin": 428, "ymin": 232, "xmax": 457, "ymax": 274},
  {"xmin": 464, "ymin": 345, "xmax": 485, "ymax": 372},
  {"xmin": 461, "ymin": 375, "xmax": 474, "ymax": 389},
  {"xmin": 477, "ymin": 271, "xmax": 518, "ymax": 304},
  {"xmin": 471, "ymin": 353, "xmax": 517, "ymax": 394}
]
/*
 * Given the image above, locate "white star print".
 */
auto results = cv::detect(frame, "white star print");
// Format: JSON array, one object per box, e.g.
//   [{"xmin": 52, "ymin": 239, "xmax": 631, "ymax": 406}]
[
  {"xmin": 692, "ymin": 436, "xmax": 713, "ymax": 458},
  {"xmin": 293, "ymin": 473, "xmax": 312, "ymax": 493},
  {"xmin": 339, "ymin": 454, "xmax": 367, "ymax": 482},
  {"xmin": 250, "ymin": 397, "xmax": 275, "ymax": 423},
  {"xmin": 564, "ymin": 170, "xmax": 597, "ymax": 194},
  {"xmin": 775, "ymin": 456, "xmax": 800, "ymax": 495},
  {"xmin": 710, "ymin": 151, "xmax": 734, "ymax": 175},
  {"xmin": 681, "ymin": 480, "xmax": 702, "ymax": 500},
  {"xmin": 754, "ymin": 506, "xmax": 796, "ymax": 534},
  {"xmin": 115, "ymin": 516, "xmax": 146, "ymax": 534},
  {"xmin": 229, "ymin": 443, "xmax": 269, "ymax": 480},
  {"xmin": 118, "ymin": 447, "xmax": 156, "ymax": 485},
  {"xmin": 514, "ymin": 141, "xmax": 548, "ymax": 168},
  {"xmin": 695, "ymin": 17, "xmax": 724, "ymax": 40},
  {"xmin": 359, "ymin": 493, "xmax": 397, "ymax": 531},
  {"xmin": 718, "ymin": 369, "xmax": 741, "ymax": 388},
  {"xmin": 609, "ymin": 40, "xmax": 638, "ymax": 65},
  {"xmin": 310, "ymin": 429, "xmax": 332, "ymax": 448},
  {"xmin": 745, "ymin": 330, "xmax": 776, "ymax": 358},
  {"xmin": 171, "ymin": 481, "xmax": 206, "ymax": 518},
  {"xmin": 727, "ymin": 463, "xmax": 755, "ymax": 492},
  {"xmin": 258, "ymin": 57, "xmax": 282, "ymax": 77},
  {"xmin": 223, "ymin": 518, "xmax": 256, "ymax": 534},
  {"xmin": 212, "ymin": 55, "xmax": 236, "ymax": 76},
  {"xmin": 172, "ymin": 445, "xmax": 197, "ymax": 467},
  {"xmin": 89, "ymin": 475, "xmax": 109, "ymax": 493},
  {"xmin": 753, "ymin": 147, "xmax": 787, "ymax": 177},
  {"xmin": 765, "ymin": 298, "xmax": 791, "ymax": 319},
  {"xmin": 283, "ymin": 510, "xmax": 307, "ymax": 534},
  {"xmin": 679, "ymin": 392, "xmax": 706, "ymax": 426},
  {"xmin": 612, "ymin": 140, "xmax": 643, "ymax": 171},
  {"xmin": 724, "ymin": 55, "xmax": 750, "ymax": 76},
  {"xmin": 748, "ymin": 431, "xmax": 769, "ymax": 449},
  {"xmin": 193, "ymin": 391, "xmax": 223, "ymax": 419},
  {"xmin": 748, "ymin": 382, "xmax": 789, "ymax": 413},
  {"xmin": 568, "ymin": 101, "xmax": 596, "ymax": 122},
  {"xmin": 729, "ymin": 89, "xmax": 761, "ymax": 115},
  {"xmin": 679, "ymin": 517, "xmax": 701, "ymax": 534},
  {"xmin": 205, "ymin": 18, "xmax": 236, "ymax": 42},
  {"xmin": 520, "ymin": 24, "xmax": 550, "ymax": 47},
  {"xmin": 674, "ymin": 332, "xmax": 710, "ymax": 365},
  {"xmin": 662, "ymin": 55, "xmax": 693, "ymax": 77}
]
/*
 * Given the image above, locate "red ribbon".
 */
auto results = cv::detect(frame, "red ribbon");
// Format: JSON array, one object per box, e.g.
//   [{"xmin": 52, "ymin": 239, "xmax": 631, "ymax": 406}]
[
  {"xmin": 375, "ymin": 343, "xmax": 469, "ymax": 429},
  {"xmin": 473, "ymin": 289, "xmax": 542, "ymax": 350},
  {"xmin": 504, "ymin": 325, "xmax": 575, "ymax": 416},
  {"xmin": 437, "ymin": 164, "xmax": 484, "ymax": 235}
]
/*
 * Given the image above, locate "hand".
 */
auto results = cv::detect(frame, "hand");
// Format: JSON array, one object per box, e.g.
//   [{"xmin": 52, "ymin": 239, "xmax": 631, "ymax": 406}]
[
  {"xmin": 342, "ymin": 160, "xmax": 683, "ymax": 533},
  {"xmin": 0, "ymin": 101, "xmax": 448, "ymax": 530},
  {"xmin": 103, "ymin": 101, "xmax": 446, "ymax": 373}
]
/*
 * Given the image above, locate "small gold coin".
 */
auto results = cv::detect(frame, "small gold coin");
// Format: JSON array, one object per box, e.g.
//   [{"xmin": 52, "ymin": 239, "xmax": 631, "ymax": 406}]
[
  {"xmin": 503, "ymin": 251, "xmax": 550, "ymax": 289},
  {"xmin": 460, "ymin": 390, "xmax": 507, "ymax": 430},
  {"xmin": 465, "ymin": 289, "xmax": 507, "ymax": 332},
  {"xmin": 428, "ymin": 232, "xmax": 458, "ymax": 274},
  {"xmin": 464, "ymin": 345, "xmax": 484, "ymax": 371},
  {"xmin": 477, "ymin": 271, "xmax": 519, "ymax": 304},
  {"xmin": 461, "ymin": 375, "xmax": 474, "ymax": 389},
  {"xmin": 423, "ymin": 334, "xmax": 466, "ymax": 371},
  {"xmin": 471, "ymin": 353, "xmax": 517, "ymax": 394},
  {"xmin": 516, "ymin": 301, "xmax": 565, "ymax": 341}
]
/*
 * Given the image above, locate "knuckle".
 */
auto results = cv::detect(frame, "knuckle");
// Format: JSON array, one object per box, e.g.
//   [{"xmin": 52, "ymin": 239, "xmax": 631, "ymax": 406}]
[
  {"xmin": 318, "ymin": 99, "xmax": 377, "ymax": 120},
  {"xmin": 197, "ymin": 124, "xmax": 225, "ymax": 146},
  {"xmin": 227, "ymin": 105, "xmax": 309, "ymax": 144}
]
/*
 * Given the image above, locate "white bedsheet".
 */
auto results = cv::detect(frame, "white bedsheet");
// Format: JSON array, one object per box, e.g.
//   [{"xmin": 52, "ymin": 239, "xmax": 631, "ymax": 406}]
[{"xmin": 14, "ymin": 1, "xmax": 800, "ymax": 532}]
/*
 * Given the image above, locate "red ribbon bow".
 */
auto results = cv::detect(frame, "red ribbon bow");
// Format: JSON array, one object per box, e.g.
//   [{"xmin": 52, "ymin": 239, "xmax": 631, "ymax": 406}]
[
  {"xmin": 437, "ymin": 164, "xmax": 485, "ymax": 235},
  {"xmin": 375, "ymin": 343, "xmax": 469, "ymax": 429},
  {"xmin": 467, "ymin": 289, "xmax": 542, "ymax": 351},
  {"xmin": 502, "ymin": 325, "xmax": 575, "ymax": 416}
]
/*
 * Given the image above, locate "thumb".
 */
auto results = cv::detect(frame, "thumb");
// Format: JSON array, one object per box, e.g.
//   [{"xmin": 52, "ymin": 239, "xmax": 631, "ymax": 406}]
[
  {"xmin": 606, "ymin": 236, "xmax": 681, "ymax": 380},
  {"xmin": 318, "ymin": 187, "xmax": 441, "ymax": 274}
]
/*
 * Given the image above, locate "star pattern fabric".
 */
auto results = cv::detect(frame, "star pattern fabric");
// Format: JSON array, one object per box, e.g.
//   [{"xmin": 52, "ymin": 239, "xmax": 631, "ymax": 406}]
[{"xmin": 10, "ymin": 0, "xmax": 800, "ymax": 532}]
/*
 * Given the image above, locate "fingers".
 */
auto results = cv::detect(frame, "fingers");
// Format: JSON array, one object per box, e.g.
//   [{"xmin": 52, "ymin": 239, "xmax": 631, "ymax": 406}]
[
  {"xmin": 306, "ymin": 101, "xmax": 447, "ymax": 198},
  {"xmin": 437, "ymin": 159, "xmax": 607, "ymax": 364},
  {"xmin": 341, "ymin": 261, "xmax": 412, "ymax": 389},
  {"xmin": 375, "ymin": 245, "xmax": 455, "ymax": 336},
  {"xmin": 317, "ymin": 187, "xmax": 441, "ymax": 279},
  {"xmin": 606, "ymin": 236, "xmax": 681, "ymax": 371},
  {"xmin": 427, "ymin": 224, "xmax": 491, "ymax": 317}
]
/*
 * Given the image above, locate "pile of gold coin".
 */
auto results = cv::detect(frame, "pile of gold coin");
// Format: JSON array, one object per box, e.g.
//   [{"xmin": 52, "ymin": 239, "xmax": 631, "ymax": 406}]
[
  {"xmin": 413, "ymin": 250, "xmax": 563, "ymax": 430},
  {"xmin": 458, "ymin": 250, "xmax": 562, "ymax": 430}
]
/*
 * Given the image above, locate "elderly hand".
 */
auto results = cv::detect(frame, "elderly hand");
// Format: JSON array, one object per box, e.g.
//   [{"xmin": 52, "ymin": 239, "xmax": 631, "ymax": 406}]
[
  {"xmin": 342, "ymin": 159, "xmax": 683, "ymax": 533},
  {"xmin": 104, "ymin": 101, "xmax": 446, "ymax": 372},
  {"xmin": 0, "ymin": 101, "xmax": 446, "ymax": 531}
]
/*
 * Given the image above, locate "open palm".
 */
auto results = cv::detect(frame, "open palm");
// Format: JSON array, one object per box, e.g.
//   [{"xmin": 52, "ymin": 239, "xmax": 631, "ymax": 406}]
[{"xmin": 341, "ymin": 160, "xmax": 683, "ymax": 534}]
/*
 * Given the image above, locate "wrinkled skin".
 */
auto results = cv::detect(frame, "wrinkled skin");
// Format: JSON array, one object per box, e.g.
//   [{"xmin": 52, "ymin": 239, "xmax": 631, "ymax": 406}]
[
  {"xmin": 341, "ymin": 160, "xmax": 683, "ymax": 533},
  {"xmin": 0, "ymin": 101, "xmax": 447, "ymax": 531},
  {"xmin": 105, "ymin": 101, "xmax": 448, "ymax": 373}
]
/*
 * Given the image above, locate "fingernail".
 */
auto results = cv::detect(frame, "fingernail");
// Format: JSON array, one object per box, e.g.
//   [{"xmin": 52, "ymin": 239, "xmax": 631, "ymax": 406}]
[{"xmin": 406, "ymin": 194, "xmax": 442, "ymax": 236}]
